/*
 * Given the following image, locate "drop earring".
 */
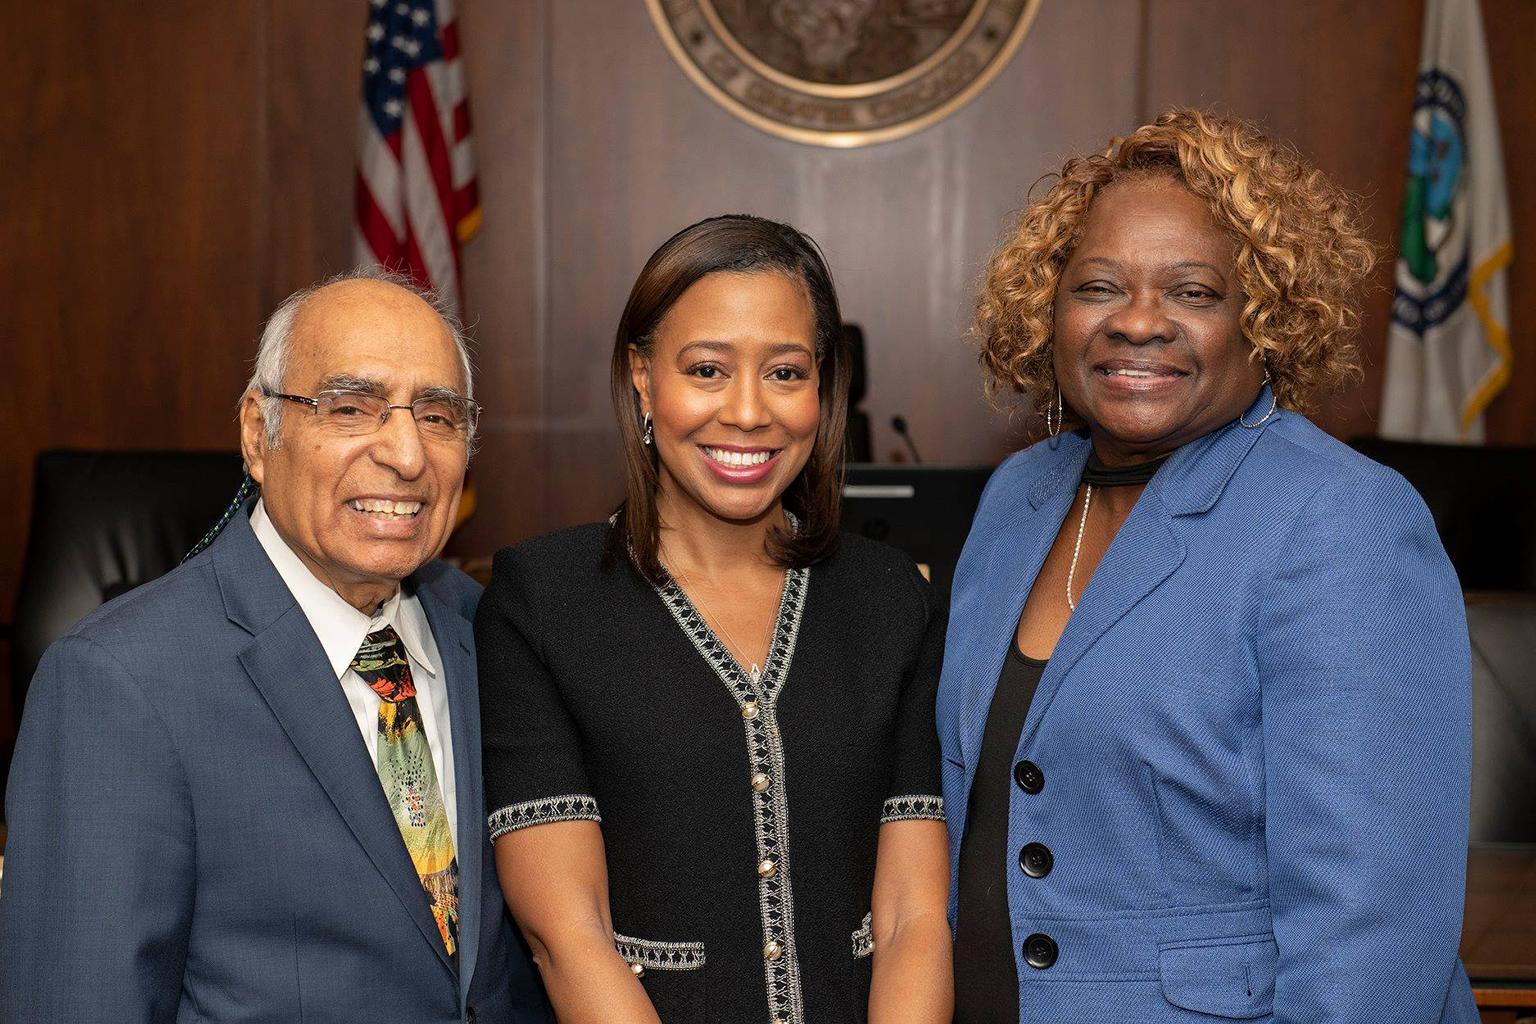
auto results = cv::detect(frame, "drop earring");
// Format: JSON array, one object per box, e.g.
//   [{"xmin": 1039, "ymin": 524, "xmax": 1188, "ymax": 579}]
[
  {"xmin": 1240, "ymin": 359, "xmax": 1277, "ymax": 429},
  {"xmin": 1044, "ymin": 386, "xmax": 1063, "ymax": 437},
  {"xmin": 642, "ymin": 413, "xmax": 654, "ymax": 446}
]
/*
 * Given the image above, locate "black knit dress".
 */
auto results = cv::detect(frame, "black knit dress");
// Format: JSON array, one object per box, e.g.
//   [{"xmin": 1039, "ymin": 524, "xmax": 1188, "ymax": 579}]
[{"xmin": 476, "ymin": 523, "xmax": 946, "ymax": 1024}]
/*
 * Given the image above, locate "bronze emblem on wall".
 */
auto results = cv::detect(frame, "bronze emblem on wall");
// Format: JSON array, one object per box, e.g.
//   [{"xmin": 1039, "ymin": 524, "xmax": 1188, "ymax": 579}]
[{"xmin": 646, "ymin": 0, "xmax": 1043, "ymax": 148}]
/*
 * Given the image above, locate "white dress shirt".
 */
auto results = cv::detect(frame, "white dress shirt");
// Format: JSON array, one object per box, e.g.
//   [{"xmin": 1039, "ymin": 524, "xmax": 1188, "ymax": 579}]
[{"xmin": 250, "ymin": 501, "xmax": 458, "ymax": 841}]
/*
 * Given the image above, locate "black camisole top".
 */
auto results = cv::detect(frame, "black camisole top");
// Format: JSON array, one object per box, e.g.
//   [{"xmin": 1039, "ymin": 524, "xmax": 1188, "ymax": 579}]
[
  {"xmin": 953, "ymin": 447, "xmax": 1167, "ymax": 1021},
  {"xmin": 953, "ymin": 644, "xmax": 1047, "ymax": 1023}
]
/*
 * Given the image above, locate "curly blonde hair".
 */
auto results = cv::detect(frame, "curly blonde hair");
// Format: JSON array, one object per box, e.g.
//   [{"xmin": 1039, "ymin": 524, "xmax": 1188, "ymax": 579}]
[{"xmin": 975, "ymin": 108, "xmax": 1378, "ymax": 415}]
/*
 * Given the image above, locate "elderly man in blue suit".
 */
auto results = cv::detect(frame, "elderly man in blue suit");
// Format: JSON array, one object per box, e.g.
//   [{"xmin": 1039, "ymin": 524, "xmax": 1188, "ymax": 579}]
[{"xmin": 1, "ymin": 271, "xmax": 546, "ymax": 1023}]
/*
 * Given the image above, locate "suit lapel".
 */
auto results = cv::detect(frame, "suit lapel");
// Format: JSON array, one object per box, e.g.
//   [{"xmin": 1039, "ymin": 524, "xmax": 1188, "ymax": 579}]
[
  {"xmin": 417, "ymin": 584, "xmax": 482, "ymax": 1003},
  {"xmin": 215, "ymin": 511, "xmax": 456, "ymax": 978}
]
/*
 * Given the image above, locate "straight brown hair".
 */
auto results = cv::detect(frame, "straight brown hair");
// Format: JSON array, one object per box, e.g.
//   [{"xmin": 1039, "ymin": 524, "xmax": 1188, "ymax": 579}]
[{"xmin": 608, "ymin": 214, "xmax": 850, "ymax": 583}]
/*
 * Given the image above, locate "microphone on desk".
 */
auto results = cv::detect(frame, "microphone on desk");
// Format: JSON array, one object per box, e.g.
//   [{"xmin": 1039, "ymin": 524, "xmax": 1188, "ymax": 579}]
[{"xmin": 890, "ymin": 415, "xmax": 923, "ymax": 464}]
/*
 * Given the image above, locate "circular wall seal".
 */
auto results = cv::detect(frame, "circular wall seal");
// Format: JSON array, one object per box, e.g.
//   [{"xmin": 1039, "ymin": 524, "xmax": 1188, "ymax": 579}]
[{"xmin": 646, "ymin": 0, "xmax": 1043, "ymax": 148}]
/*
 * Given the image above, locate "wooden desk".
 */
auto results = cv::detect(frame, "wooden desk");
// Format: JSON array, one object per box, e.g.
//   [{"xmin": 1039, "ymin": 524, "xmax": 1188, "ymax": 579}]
[{"xmin": 1463, "ymin": 843, "xmax": 1536, "ymax": 1022}]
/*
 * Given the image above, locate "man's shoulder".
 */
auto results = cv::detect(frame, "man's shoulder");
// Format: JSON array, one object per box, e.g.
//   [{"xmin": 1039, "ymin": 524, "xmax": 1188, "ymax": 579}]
[
  {"xmin": 412, "ymin": 557, "xmax": 482, "ymax": 621},
  {"xmin": 27, "ymin": 556, "xmax": 240, "ymax": 711},
  {"xmin": 61, "ymin": 557, "xmax": 228, "ymax": 656}
]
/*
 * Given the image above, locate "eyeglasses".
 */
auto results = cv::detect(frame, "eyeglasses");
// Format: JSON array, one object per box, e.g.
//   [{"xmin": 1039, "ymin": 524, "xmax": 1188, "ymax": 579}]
[{"xmin": 264, "ymin": 388, "xmax": 480, "ymax": 442}]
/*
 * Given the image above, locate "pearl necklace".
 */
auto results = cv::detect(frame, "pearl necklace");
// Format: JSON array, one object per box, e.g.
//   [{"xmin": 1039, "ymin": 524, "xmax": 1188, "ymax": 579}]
[
  {"xmin": 1065, "ymin": 484, "xmax": 1093, "ymax": 612},
  {"xmin": 1067, "ymin": 450, "xmax": 1168, "ymax": 611}
]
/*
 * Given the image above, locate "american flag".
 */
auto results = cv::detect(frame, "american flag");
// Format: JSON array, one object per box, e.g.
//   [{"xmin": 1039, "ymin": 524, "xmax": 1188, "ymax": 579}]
[{"xmin": 354, "ymin": 0, "xmax": 479, "ymax": 311}]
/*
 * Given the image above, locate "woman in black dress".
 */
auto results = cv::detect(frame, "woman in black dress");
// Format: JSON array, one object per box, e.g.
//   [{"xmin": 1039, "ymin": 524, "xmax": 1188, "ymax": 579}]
[{"xmin": 477, "ymin": 214, "xmax": 952, "ymax": 1024}]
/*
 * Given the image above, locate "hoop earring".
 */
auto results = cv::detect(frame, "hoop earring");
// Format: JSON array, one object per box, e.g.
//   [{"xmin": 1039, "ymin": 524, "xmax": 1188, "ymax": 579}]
[
  {"xmin": 1044, "ymin": 387, "xmax": 1063, "ymax": 437},
  {"xmin": 1240, "ymin": 364, "xmax": 1277, "ymax": 429},
  {"xmin": 641, "ymin": 413, "xmax": 653, "ymax": 446}
]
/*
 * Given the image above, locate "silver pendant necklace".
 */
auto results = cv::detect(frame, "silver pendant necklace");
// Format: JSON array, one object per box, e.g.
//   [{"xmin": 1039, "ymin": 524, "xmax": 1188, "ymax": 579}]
[{"xmin": 667, "ymin": 561, "xmax": 781, "ymax": 685}]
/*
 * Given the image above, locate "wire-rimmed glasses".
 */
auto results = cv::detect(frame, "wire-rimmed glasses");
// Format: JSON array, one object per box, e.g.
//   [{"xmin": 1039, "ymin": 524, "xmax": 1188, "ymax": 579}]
[{"xmin": 263, "ymin": 388, "xmax": 480, "ymax": 442}]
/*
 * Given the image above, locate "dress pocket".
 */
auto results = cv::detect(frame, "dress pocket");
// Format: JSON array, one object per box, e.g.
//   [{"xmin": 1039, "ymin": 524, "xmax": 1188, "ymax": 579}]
[
  {"xmin": 1158, "ymin": 933, "xmax": 1276, "ymax": 1019},
  {"xmin": 614, "ymin": 932, "xmax": 708, "ymax": 1024},
  {"xmin": 614, "ymin": 931, "xmax": 706, "ymax": 973},
  {"xmin": 851, "ymin": 912, "xmax": 874, "ymax": 959},
  {"xmin": 849, "ymin": 912, "xmax": 874, "ymax": 1024}
]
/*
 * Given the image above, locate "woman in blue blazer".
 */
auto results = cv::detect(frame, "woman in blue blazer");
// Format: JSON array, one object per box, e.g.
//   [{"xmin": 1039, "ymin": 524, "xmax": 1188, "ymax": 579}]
[{"xmin": 940, "ymin": 109, "xmax": 1478, "ymax": 1024}]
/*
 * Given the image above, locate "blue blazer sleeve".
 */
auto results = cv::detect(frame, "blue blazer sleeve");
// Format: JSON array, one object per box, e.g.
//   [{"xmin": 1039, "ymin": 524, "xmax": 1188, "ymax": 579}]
[
  {"xmin": 1258, "ymin": 467, "xmax": 1471, "ymax": 1022},
  {"xmin": 1, "ymin": 635, "xmax": 196, "ymax": 1024}
]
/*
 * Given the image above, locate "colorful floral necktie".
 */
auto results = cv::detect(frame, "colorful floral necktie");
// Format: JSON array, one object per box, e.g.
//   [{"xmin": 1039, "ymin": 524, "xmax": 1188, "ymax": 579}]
[{"xmin": 350, "ymin": 625, "xmax": 459, "ymax": 956}]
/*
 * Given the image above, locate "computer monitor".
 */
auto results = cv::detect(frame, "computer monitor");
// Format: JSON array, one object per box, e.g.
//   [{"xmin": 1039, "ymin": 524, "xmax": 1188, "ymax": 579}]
[{"xmin": 840, "ymin": 463, "xmax": 994, "ymax": 606}]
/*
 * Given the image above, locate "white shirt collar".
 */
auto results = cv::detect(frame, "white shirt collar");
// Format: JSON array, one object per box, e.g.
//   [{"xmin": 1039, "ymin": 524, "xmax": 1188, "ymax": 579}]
[{"xmin": 250, "ymin": 500, "xmax": 437, "ymax": 680}]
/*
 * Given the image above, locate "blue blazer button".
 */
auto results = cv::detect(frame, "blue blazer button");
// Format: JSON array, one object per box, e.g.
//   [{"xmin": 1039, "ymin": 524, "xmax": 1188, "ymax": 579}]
[
  {"xmin": 1014, "ymin": 759, "xmax": 1044, "ymax": 794},
  {"xmin": 1024, "ymin": 933, "xmax": 1058, "ymax": 969},
  {"xmin": 1020, "ymin": 842, "xmax": 1053, "ymax": 878}
]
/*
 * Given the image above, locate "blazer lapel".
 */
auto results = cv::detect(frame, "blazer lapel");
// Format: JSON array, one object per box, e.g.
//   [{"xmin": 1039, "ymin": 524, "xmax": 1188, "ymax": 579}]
[
  {"xmin": 1018, "ymin": 504, "xmax": 1183, "ymax": 750},
  {"xmin": 417, "ymin": 584, "xmax": 482, "ymax": 1003},
  {"xmin": 215, "ymin": 512, "xmax": 456, "ymax": 978},
  {"xmin": 955, "ymin": 436, "xmax": 1088, "ymax": 770},
  {"xmin": 1016, "ymin": 403, "xmax": 1275, "ymax": 750}
]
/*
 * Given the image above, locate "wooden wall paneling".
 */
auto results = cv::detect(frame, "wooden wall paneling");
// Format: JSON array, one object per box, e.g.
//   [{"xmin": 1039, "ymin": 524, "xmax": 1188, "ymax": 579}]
[
  {"xmin": 1479, "ymin": 0, "xmax": 1536, "ymax": 444},
  {"xmin": 810, "ymin": 0, "xmax": 1146, "ymax": 465},
  {"xmin": 450, "ymin": 0, "xmax": 553, "ymax": 555},
  {"xmin": 0, "ymin": 1, "xmax": 272, "ymax": 734},
  {"xmin": 535, "ymin": 0, "xmax": 1144, "ymax": 542},
  {"xmin": 0, "ymin": 1, "xmax": 270, "ymax": 625},
  {"xmin": 5, "ymin": 2, "xmax": 1531, "ymax": 726},
  {"xmin": 265, "ymin": 1, "xmax": 363, "ymax": 302},
  {"xmin": 1142, "ymin": 0, "xmax": 1534, "ymax": 445},
  {"xmin": 542, "ymin": 0, "xmax": 802, "ymax": 530},
  {"xmin": 1141, "ymin": 0, "xmax": 1425, "ymax": 442}
]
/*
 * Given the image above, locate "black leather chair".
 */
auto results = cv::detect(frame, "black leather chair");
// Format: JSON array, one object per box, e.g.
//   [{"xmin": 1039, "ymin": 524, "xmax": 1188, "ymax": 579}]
[
  {"xmin": 1468, "ymin": 595, "xmax": 1536, "ymax": 844},
  {"xmin": 1349, "ymin": 438, "xmax": 1536, "ymax": 592},
  {"xmin": 10, "ymin": 450, "xmax": 246, "ymax": 720}
]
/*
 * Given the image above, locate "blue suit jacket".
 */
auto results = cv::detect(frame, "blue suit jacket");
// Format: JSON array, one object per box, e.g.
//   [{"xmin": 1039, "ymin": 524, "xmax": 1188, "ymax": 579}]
[
  {"xmin": 1, "ymin": 505, "xmax": 547, "ymax": 1024},
  {"xmin": 938, "ymin": 395, "xmax": 1477, "ymax": 1023}
]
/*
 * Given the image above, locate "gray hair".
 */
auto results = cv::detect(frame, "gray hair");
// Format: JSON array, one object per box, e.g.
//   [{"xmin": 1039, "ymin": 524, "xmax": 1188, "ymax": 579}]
[{"xmin": 243, "ymin": 266, "xmax": 476, "ymax": 449}]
